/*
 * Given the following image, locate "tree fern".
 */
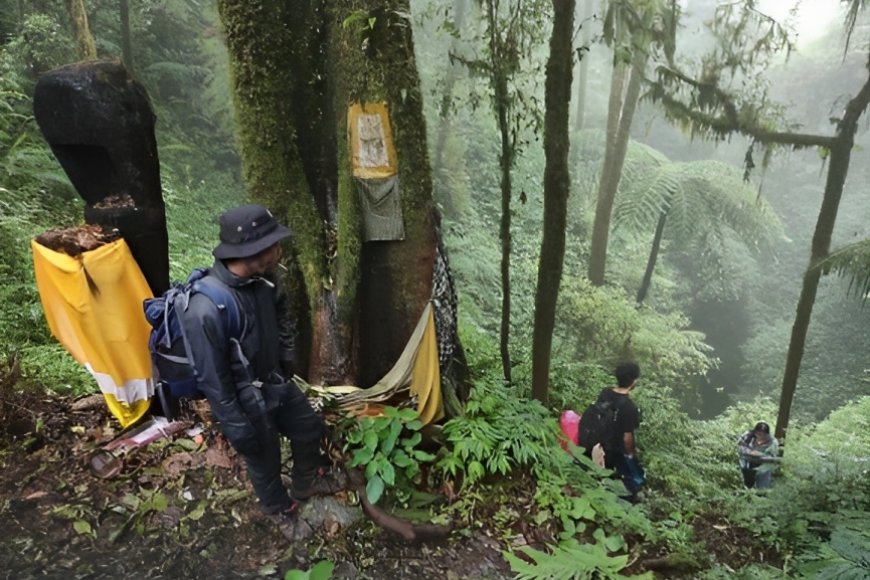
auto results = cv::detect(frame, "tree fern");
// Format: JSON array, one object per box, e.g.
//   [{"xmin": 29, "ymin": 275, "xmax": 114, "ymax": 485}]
[
  {"xmin": 814, "ymin": 238, "xmax": 870, "ymax": 301},
  {"xmin": 613, "ymin": 157, "xmax": 784, "ymax": 303}
]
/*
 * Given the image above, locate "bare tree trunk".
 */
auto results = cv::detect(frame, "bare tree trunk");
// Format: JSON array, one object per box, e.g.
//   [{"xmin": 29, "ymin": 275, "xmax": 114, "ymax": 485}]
[
  {"xmin": 636, "ymin": 210, "xmax": 667, "ymax": 305},
  {"xmin": 573, "ymin": 0, "xmax": 593, "ymax": 131},
  {"xmin": 119, "ymin": 0, "xmax": 133, "ymax": 73},
  {"xmin": 66, "ymin": 0, "xmax": 97, "ymax": 60},
  {"xmin": 531, "ymin": 0, "xmax": 574, "ymax": 404},
  {"xmin": 432, "ymin": 0, "xmax": 468, "ymax": 212},
  {"xmin": 495, "ymin": 67, "xmax": 514, "ymax": 384},
  {"xmin": 776, "ymin": 67, "xmax": 870, "ymax": 442},
  {"xmin": 587, "ymin": 52, "xmax": 646, "ymax": 286}
]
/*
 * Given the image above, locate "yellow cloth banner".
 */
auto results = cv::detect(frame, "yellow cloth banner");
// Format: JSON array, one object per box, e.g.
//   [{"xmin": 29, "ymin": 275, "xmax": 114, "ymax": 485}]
[
  {"xmin": 321, "ymin": 302, "xmax": 443, "ymax": 425},
  {"xmin": 31, "ymin": 238, "xmax": 154, "ymax": 427},
  {"xmin": 410, "ymin": 305, "xmax": 443, "ymax": 424},
  {"xmin": 348, "ymin": 102, "xmax": 398, "ymax": 179}
]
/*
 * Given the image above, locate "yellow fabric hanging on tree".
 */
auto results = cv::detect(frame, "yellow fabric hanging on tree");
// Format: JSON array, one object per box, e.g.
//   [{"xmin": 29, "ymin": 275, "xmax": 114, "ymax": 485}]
[
  {"xmin": 317, "ymin": 302, "xmax": 443, "ymax": 425},
  {"xmin": 31, "ymin": 238, "xmax": 154, "ymax": 427},
  {"xmin": 410, "ymin": 305, "xmax": 442, "ymax": 425}
]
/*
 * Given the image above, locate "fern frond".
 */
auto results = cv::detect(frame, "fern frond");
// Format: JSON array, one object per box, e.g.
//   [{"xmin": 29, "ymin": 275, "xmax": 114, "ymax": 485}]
[
  {"xmin": 504, "ymin": 539, "xmax": 651, "ymax": 580},
  {"xmin": 814, "ymin": 238, "xmax": 870, "ymax": 301}
]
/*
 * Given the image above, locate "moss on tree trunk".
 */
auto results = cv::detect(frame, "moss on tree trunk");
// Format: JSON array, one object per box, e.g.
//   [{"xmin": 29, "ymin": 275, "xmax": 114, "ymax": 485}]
[
  {"xmin": 66, "ymin": 0, "xmax": 96, "ymax": 60},
  {"xmin": 332, "ymin": 0, "xmax": 437, "ymax": 385},
  {"xmin": 219, "ymin": 0, "xmax": 451, "ymax": 388}
]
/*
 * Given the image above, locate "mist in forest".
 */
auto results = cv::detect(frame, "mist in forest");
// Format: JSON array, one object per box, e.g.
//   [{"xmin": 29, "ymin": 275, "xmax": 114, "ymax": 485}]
[
  {"xmin": 410, "ymin": 0, "xmax": 870, "ymax": 419},
  {"xmin": 0, "ymin": 0, "xmax": 867, "ymax": 423}
]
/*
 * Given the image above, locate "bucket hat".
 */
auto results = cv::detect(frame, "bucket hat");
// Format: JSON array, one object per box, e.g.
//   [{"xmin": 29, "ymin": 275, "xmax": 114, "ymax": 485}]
[{"xmin": 213, "ymin": 204, "xmax": 291, "ymax": 260}]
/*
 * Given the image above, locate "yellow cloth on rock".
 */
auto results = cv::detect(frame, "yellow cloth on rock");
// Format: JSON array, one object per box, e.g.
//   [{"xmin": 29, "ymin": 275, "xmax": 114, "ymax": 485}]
[{"xmin": 31, "ymin": 238, "xmax": 154, "ymax": 427}]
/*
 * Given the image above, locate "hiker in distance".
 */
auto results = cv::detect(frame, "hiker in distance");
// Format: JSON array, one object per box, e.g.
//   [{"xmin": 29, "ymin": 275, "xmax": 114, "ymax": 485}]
[
  {"xmin": 584, "ymin": 362, "xmax": 645, "ymax": 502},
  {"xmin": 180, "ymin": 204, "xmax": 344, "ymax": 540},
  {"xmin": 737, "ymin": 421, "xmax": 780, "ymax": 489}
]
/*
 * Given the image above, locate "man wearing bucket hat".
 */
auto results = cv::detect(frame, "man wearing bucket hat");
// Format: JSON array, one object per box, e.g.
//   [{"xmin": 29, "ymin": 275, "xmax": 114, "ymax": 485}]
[{"xmin": 180, "ymin": 204, "xmax": 344, "ymax": 540}]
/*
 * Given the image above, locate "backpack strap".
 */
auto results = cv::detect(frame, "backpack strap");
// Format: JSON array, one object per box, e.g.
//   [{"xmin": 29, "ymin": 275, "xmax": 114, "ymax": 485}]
[
  {"xmin": 192, "ymin": 275, "xmax": 246, "ymax": 341},
  {"xmin": 180, "ymin": 273, "xmax": 252, "ymax": 383}
]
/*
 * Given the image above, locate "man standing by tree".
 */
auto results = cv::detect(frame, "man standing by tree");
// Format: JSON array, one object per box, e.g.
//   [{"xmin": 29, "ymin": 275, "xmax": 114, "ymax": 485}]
[{"xmin": 181, "ymin": 204, "xmax": 344, "ymax": 541}]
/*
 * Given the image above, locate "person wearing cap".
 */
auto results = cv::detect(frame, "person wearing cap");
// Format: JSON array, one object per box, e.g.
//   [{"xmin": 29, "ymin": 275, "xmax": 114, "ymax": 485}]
[
  {"xmin": 180, "ymin": 204, "xmax": 344, "ymax": 540},
  {"xmin": 737, "ymin": 421, "xmax": 780, "ymax": 489}
]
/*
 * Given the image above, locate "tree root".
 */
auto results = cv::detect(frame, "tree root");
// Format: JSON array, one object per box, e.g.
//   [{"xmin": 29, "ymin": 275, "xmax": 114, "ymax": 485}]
[{"xmin": 347, "ymin": 468, "xmax": 452, "ymax": 543}]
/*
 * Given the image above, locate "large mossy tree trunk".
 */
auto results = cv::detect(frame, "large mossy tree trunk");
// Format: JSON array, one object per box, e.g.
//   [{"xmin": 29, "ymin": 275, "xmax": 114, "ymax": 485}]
[
  {"xmin": 587, "ymin": 52, "xmax": 646, "ymax": 286},
  {"xmin": 332, "ymin": 0, "xmax": 439, "ymax": 386},
  {"xmin": 219, "ymin": 0, "xmax": 354, "ymax": 384},
  {"xmin": 66, "ymin": 0, "xmax": 97, "ymax": 60},
  {"xmin": 220, "ymin": 0, "xmax": 450, "ymax": 388},
  {"xmin": 531, "ymin": 0, "xmax": 574, "ymax": 404}
]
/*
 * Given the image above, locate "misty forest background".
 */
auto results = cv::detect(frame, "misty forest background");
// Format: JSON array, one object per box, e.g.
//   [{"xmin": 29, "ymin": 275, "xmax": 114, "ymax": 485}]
[{"xmin": 1, "ymin": 0, "xmax": 869, "ymax": 577}]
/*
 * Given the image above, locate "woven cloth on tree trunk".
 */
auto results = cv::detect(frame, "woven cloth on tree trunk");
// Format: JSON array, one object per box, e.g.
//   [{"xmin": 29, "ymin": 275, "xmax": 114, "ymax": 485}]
[
  {"xmin": 348, "ymin": 102, "xmax": 398, "ymax": 179},
  {"xmin": 354, "ymin": 175, "xmax": 405, "ymax": 241},
  {"xmin": 31, "ymin": 238, "xmax": 153, "ymax": 427},
  {"xmin": 308, "ymin": 302, "xmax": 443, "ymax": 425}
]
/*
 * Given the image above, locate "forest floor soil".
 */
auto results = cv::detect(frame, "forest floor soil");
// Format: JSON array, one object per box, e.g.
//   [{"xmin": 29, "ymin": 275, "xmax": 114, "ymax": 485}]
[{"xmin": 0, "ymin": 389, "xmax": 511, "ymax": 579}]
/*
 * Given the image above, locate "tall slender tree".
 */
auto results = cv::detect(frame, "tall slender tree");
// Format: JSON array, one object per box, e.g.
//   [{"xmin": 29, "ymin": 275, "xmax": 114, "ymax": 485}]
[
  {"xmin": 648, "ymin": 1, "xmax": 870, "ymax": 443},
  {"xmin": 587, "ymin": 0, "xmax": 677, "ymax": 286},
  {"xmin": 531, "ymin": 0, "xmax": 574, "ymax": 403},
  {"xmin": 573, "ymin": 0, "xmax": 595, "ymax": 131},
  {"xmin": 66, "ymin": 0, "xmax": 97, "ymax": 60},
  {"xmin": 119, "ymin": 0, "xmax": 133, "ymax": 73},
  {"xmin": 451, "ymin": 0, "xmax": 546, "ymax": 383}
]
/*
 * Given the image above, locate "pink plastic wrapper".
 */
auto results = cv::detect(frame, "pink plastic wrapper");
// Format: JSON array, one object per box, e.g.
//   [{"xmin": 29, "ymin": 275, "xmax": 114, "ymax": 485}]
[{"xmin": 559, "ymin": 410, "xmax": 581, "ymax": 450}]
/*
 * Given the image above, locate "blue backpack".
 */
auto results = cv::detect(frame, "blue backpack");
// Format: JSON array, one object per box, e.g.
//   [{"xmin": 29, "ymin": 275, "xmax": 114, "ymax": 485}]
[{"xmin": 143, "ymin": 268, "xmax": 246, "ymax": 419}]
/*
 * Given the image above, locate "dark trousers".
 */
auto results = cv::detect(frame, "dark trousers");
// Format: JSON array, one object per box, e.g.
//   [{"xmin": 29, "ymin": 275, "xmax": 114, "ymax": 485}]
[
  {"xmin": 607, "ymin": 452, "xmax": 646, "ymax": 499},
  {"xmin": 741, "ymin": 467, "xmax": 756, "ymax": 489},
  {"xmin": 240, "ymin": 381, "xmax": 327, "ymax": 513},
  {"xmin": 742, "ymin": 467, "xmax": 772, "ymax": 489}
]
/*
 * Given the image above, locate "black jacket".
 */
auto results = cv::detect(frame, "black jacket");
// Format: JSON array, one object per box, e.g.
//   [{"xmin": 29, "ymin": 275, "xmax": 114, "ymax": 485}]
[{"xmin": 180, "ymin": 259, "xmax": 295, "ymax": 451}]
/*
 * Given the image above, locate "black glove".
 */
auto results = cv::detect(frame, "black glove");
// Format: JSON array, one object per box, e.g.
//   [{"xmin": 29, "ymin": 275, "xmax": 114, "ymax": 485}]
[{"xmin": 222, "ymin": 421, "xmax": 261, "ymax": 455}]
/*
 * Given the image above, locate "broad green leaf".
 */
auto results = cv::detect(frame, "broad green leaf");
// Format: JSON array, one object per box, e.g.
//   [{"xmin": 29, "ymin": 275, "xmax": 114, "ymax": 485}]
[
  {"xmin": 73, "ymin": 519, "xmax": 93, "ymax": 536},
  {"xmin": 363, "ymin": 429, "xmax": 379, "ymax": 452},
  {"xmin": 382, "ymin": 421, "xmax": 402, "ymax": 455},
  {"xmin": 366, "ymin": 476, "xmax": 385, "ymax": 504},
  {"xmin": 380, "ymin": 461, "xmax": 396, "ymax": 487},
  {"xmin": 308, "ymin": 560, "xmax": 335, "ymax": 580}
]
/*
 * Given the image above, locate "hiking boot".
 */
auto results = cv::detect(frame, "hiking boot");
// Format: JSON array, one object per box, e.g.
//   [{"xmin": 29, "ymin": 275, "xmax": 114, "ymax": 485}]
[
  {"xmin": 266, "ymin": 501, "xmax": 314, "ymax": 542},
  {"xmin": 291, "ymin": 466, "xmax": 347, "ymax": 500}
]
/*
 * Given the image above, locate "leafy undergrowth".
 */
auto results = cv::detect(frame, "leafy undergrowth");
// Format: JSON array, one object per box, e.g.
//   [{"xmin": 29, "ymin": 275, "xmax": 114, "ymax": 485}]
[
  {"xmin": 0, "ymin": 386, "xmax": 511, "ymax": 579},
  {"xmin": 5, "ymin": 371, "xmax": 843, "ymax": 580}
]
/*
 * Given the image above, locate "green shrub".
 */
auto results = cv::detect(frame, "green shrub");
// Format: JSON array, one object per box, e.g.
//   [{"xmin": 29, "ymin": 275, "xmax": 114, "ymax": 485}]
[{"xmin": 344, "ymin": 407, "xmax": 435, "ymax": 504}]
